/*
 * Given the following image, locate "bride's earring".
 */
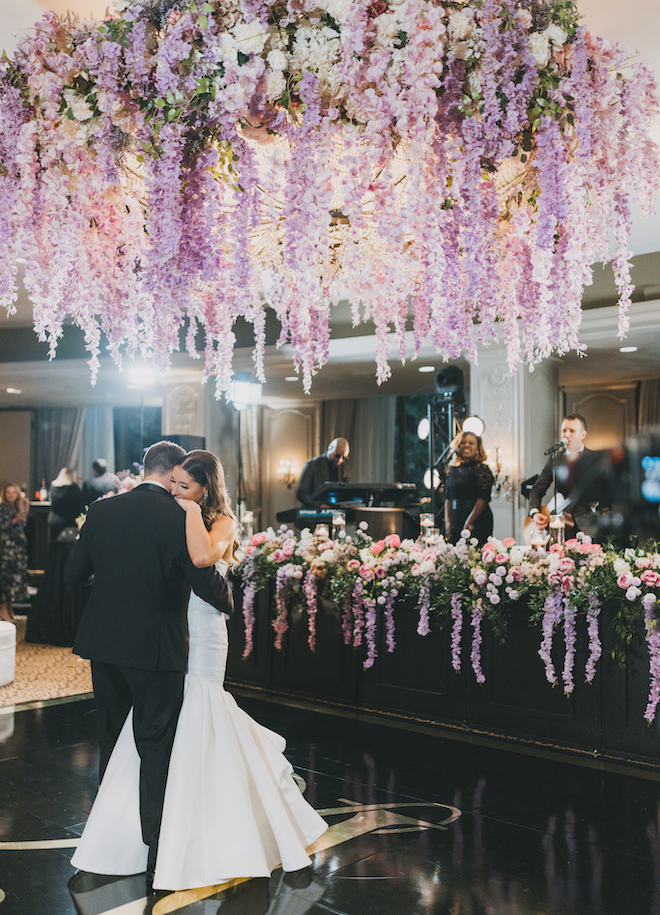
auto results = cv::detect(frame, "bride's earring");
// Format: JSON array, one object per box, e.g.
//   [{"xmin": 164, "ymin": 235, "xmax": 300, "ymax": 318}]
[{"xmin": 203, "ymin": 492, "xmax": 208, "ymax": 503}]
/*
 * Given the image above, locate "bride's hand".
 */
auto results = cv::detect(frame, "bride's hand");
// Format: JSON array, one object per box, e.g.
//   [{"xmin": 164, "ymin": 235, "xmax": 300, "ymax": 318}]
[{"xmin": 175, "ymin": 497, "xmax": 202, "ymax": 515}]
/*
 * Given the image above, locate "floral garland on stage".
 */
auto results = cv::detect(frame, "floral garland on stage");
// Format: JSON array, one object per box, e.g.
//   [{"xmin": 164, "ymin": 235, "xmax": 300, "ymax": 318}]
[
  {"xmin": 0, "ymin": 0, "xmax": 658, "ymax": 391},
  {"xmin": 238, "ymin": 524, "xmax": 660, "ymax": 723}
]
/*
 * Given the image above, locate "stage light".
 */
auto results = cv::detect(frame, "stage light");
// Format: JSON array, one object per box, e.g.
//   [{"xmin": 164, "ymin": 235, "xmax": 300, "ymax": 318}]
[
  {"xmin": 462, "ymin": 416, "xmax": 485, "ymax": 437},
  {"xmin": 417, "ymin": 418, "xmax": 430, "ymax": 441}
]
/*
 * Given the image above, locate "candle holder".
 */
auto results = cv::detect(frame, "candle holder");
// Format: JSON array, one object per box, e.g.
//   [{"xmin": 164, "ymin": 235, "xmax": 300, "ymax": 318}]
[
  {"xmin": 530, "ymin": 528, "xmax": 548, "ymax": 552},
  {"xmin": 425, "ymin": 527, "xmax": 441, "ymax": 548},
  {"xmin": 419, "ymin": 513, "xmax": 434, "ymax": 540},
  {"xmin": 331, "ymin": 510, "xmax": 346, "ymax": 539},
  {"xmin": 314, "ymin": 523, "xmax": 330, "ymax": 539},
  {"xmin": 548, "ymin": 513, "xmax": 565, "ymax": 547}
]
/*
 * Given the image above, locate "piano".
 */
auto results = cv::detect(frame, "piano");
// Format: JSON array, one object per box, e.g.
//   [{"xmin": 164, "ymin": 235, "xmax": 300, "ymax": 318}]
[{"xmin": 276, "ymin": 482, "xmax": 421, "ymax": 539}]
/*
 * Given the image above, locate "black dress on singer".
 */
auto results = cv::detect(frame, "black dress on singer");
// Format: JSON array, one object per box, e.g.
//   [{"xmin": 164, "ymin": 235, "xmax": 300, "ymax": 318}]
[{"xmin": 445, "ymin": 461, "xmax": 494, "ymax": 546}]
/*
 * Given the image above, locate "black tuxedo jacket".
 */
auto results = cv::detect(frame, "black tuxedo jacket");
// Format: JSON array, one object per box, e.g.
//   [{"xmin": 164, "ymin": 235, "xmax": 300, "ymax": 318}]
[
  {"xmin": 64, "ymin": 483, "xmax": 232, "ymax": 672},
  {"xmin": 529, "ymin": 447, "xmax": 595, "ymax": 528}
]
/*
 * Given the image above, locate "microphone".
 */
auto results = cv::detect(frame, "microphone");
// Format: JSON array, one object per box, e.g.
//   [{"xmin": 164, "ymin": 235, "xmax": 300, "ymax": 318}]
[{"xmin": 544, "ymin": 438, "xmax": 568, "ymax": 456}]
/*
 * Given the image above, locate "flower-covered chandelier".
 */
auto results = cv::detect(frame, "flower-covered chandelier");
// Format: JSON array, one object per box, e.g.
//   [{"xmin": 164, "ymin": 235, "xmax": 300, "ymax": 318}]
[{"xmin": 0, "ymin": 0, "xmax": 658, "ymax": 393}]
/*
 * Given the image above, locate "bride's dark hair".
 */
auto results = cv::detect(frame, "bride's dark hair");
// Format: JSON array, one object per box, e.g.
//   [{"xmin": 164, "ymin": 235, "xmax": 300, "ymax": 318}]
[{"xmin": 175, "ymin": 451, "xmax": 238, "ymax": 542}]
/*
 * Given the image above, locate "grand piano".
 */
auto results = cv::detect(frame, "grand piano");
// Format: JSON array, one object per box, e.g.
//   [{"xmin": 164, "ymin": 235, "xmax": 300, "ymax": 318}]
[{"xmin": 276, "ymin": 481, "xmax": 422, "ymax": 539}]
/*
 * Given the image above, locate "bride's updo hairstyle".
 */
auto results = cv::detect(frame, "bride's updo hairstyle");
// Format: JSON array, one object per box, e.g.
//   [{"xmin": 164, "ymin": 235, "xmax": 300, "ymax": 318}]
[{"xmin": 176, "ymin": 450, "xmax": 238, "ymax": 536}]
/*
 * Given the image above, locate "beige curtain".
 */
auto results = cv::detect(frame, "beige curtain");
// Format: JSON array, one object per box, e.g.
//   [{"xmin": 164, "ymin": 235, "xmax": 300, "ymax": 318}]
[
  {"xmin": 33, "ymin": 408, "xmax": 86, "ymax": 489},
  {"xmin": 639, "ymin": 379, "xmax": 660, "ymax": 429},
  {"xmin": 240, "ymin": 405, "xmax": 261, "ymax": 522},
  {"xmin": 321, "ymin": 399, "xmax": 357, "ymax": 452}
]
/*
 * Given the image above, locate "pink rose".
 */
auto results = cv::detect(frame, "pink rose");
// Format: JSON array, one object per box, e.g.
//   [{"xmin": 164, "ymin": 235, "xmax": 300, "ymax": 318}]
[
  {"xmin": 251, "ymin": 532, "xmax": 268, "ymax": 546},
  {"xmin": 509, "ymin": 566, "xmax": 524, "ymax": 582},
  {"xmin": 370, "ymin": 540, "xmax": 386, "ymax": 555},
  {"xmin": 502, "ymin": 538, "xmax": 516, "ymax": 547},
  {"xmin": 482, "ymin": 549, "xmax": 496, "ymax": 563},
  {"xmin": 318, "ymin": 540, "xmax": 334, "ymax": 552},
  {"xmin": 359, "ymin": 565, "xmax": 375, "ymax": 581},
  {"xmin": 558, "ymin": 557, "xmax": 575, "ymax": 573},
  {"xmin": 548, "ymin": 571, "xmax": 562, "ymax": 586},
  {"xmin": 385, "ymin": 534, "xmax": 401, "ymax": 548},
  {"xmin": 549, "ymin": 544, "xmax": 564, "ymax": 555},
  {"xmin": 636, "ymin": 557, "xmax": 653, "ymax": 569},
  {"xmin": 561, "ymin": 575, "xmax": 574, "ymax": 594},
  {"xmin": 495, "ymin": 553, "xmax": 508, "ymax": 565},
  {"xmin": 245, "ymin": 546, "xmax": 253, "ymax": 556},
  {"xmin": 375, "ymin": 566, "xmax": 387, "ymax": 579},
  {"xmin": 641, "ymin": 570, "xmax": 660, "ymax": 588},
  {"xmin": 565, "ymin": 538, "xmax": 579, "ymax": 549},
  {"xmin": 422, "ymin": 548, "xmax": 437, "ymax": 563},
  {"xmin": 347, "ymin": 559, "xmax": 360, "ymax": 572},
  {"xmin": 410, "ymin": 563, "xmax": 422, "ymax": 577},
  {"xmin": 618, "ymin": 572, "xmax": 634, "ymax": 589},
  {"xmin": 272, "ymin": 549, "xmax": 284, "ymax": 562}
]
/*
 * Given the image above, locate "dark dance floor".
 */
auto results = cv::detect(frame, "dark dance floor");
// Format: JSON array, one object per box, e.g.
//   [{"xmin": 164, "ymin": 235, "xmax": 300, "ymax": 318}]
[{"xmin": 1, "ymin": 690, "xmax": 660, "ymax": 915}]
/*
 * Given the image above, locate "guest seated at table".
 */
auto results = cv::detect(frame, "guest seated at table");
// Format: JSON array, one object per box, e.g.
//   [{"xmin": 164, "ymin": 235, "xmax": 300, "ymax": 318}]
[
  {"xmin": 444, "ymin": 431, "xmax": 494, "ymax": 546},
  {"xmin": 0, "ymin": 483, "xmax": 30, "ymax": 622},
  {"xmin": 48, "ymin": 467, "xmax": 85, "ymax": 541}
]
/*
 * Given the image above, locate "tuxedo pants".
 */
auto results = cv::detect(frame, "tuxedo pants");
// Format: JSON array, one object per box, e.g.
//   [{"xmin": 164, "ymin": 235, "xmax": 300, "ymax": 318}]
[{"xmin": 91, "ymin": 661, "xmax": 185, "ymax": 867}]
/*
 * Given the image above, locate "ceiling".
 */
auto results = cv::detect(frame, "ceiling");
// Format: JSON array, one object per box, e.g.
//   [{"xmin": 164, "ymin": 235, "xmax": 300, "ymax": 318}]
[{"xmin": 0, "ymin": 0, "xmax": 658, "ymax": 408}]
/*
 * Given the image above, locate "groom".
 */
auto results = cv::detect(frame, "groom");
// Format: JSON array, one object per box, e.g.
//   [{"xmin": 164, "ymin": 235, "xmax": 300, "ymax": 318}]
[{"xmin": 65, "ymin": 440, "xmax": 232, "ymax": 889}]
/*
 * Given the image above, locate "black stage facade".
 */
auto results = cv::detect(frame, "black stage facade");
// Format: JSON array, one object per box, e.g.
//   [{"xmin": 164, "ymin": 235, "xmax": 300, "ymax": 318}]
[{"xmin": 225, "ymin": 585, "xmax": 660, "ymax": 770}]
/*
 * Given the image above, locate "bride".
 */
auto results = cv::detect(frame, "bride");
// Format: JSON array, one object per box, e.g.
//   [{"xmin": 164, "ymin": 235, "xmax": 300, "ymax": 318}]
[{"xmin": 71, "ymin": 450, "xmax": 327, "ymax": 891}]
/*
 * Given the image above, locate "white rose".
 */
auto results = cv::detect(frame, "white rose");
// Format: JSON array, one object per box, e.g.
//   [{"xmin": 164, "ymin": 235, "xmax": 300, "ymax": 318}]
[
  {"xmin": 266, "ymin": 48, "xmax": 288, "ymax": 71},
  {"xmin": 529, "ymin": 33, "xmax": 550, "ymax": 68},
  {"xmin": 449, "ymin": 11, "xmax": 472, "ymax": 40},
  {"xmin": 232, "ymin": 21, "xmax": 270, "ymax": 55},
  {"xmin": 544, "ymin": 23, "xmax": 567, "ymax": 46},
  {"xmin": 63, "ymin": 88, "xmax": 94, "ymax": 121},
  {"xmin": 317, "ymin": 0, "xmax": 351, "ymax": 25}
]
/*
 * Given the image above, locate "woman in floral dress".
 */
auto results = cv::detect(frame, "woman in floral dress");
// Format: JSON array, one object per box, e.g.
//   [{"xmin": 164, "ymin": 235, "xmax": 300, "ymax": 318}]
[{"xmin": 0, "ymin": 483, "xmax": 30, "ymax": 621}]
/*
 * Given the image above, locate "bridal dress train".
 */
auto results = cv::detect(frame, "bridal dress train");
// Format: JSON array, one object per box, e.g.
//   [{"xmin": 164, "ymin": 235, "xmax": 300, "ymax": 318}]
[{"xmin": 71, "ymin": 561, "xmax": 328, "ymax": 891}]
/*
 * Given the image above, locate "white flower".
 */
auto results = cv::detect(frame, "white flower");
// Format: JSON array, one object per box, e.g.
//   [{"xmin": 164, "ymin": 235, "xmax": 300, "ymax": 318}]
[
  {"xmin": 316, "ymin": 0, "xmax": 351, "ymax": 25},
  {"xmin": 263, "ymin": 68, "xmax": 286, "ymax": 101},
  {"xmin": 232, "ymin": 21, "xmax": 270, "ymax": 55},
  {"xmin": 467, "ymin": 70, "xmax": 481, "ymax": 96},
  {"xmin": 449, "ymin": 11, "xmax": 472, "ymax": 40},
  {"xmin": 626, "ymin": 586, "xmax": 642, "ymax": 601},
  {"xmin": 544, "ymin": 24, "xmax": 567, "ymax": 46},
  {"xmin": 359, "ymin": 521, "xmax": 369, "ymax": 531},
  {"xmin": 529, "ymin": 32, "xmax": 550, "ymax": 68},
  {"xmin": 489, "ymin": 592, "xmax": 501, "ymax": 604},
  {"xmin": 63, "ymin": 89, "xmax": 94, "ymax": 121},
  {"xmin": 267, "ymin": 48, "xmax": 288, "ymax": 71}
]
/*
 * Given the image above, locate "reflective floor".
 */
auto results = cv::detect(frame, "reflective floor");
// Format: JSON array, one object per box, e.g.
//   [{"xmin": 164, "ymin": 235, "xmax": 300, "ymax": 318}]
[{"xmin": 1, "ymin": 690, "xmax": 660, "ymax": 914}]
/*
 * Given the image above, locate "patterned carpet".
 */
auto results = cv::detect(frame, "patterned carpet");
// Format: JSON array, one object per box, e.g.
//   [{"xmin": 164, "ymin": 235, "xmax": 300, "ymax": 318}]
[{"xmin": 0, "ymin": 616, "xmax": 92, "ymax": 708}]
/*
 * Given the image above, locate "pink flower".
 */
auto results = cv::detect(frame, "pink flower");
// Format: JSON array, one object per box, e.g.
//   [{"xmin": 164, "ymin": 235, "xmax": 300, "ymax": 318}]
[
  {"xmin": 472, "ymin": 568, "xmax": 488, "ymax": 586},
  {"xmin": 272, "ymin": 549, "xmax": 285, "ymax": 562},
  {"xmin": 411, "ymin": 563, "xmax": 422, "ymax": 577},
  {"xmin": 561, "ymin": 575, "xmax": 574, "ymax": 594},
  {"xmin": 346, "ymin": 559, "xmax": 360, "ymax": 572},
  {"xmin": 359, "ymin": 565, "xmax": 375, "ymax": 581},
  {"xmin": 495, "ymin": 553, "xmax": 508, "ymax": 565},
  {"xmin": 370, "ymin": 540, "xmax": 386, "ymax": 555},
  {"xmin": 580, "ymin": 543, "xmax": 602, "ymax": 554},
  {"xmin": 482, "ymin": 549, "xmax": 496, "ymax": 563},
  {"xmin": 549, "ymin": 544, "xmax": 564, "ymax": 555},
  {"xmin": 251, "ymin": 532, "xmax": 268, "ymax": 545},
  {"xmin": 636, "ymin": 557, "xmax": 653, "ymax": 569},
  {"xmin": 641, "ymin": 570, "xmax": 660, "ymax": 588},
  {"xmin": 618, "ymin": 572, "xmax": 634, "ymax": 589},
  {"xmin": 509, "ymin": 566, "xmax": 524, "ymax": 582},
  {"xmin": 245, "ymin": 546, "xmax": 253, "ymax": 556},
  {"xmin": 318, "ymin": 540, "xmax": 334, "ymax": 552},
  {"xmin": 558, "ymin": 557, "xmax": 575, "ymax": 573},
  {"xmin": 385, "ymin": 534, "xmax": 401, "ymax": 548},
  {"xmin": 502, "ymin": 538, "xmax": 516, "ymax": 547},
  {"xmin": 375, "ymin": 566, "xmax": 387, "ymax": 579},
  {"xmin": 565, "ymin": 538, "xmax": 580, "ymax": 549}
]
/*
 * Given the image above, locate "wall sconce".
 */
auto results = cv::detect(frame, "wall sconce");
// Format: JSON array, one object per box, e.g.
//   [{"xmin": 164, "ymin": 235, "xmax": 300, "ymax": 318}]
[{"xmin": 278, "ymin": 459, "xmax": 297, "ymax": 489}]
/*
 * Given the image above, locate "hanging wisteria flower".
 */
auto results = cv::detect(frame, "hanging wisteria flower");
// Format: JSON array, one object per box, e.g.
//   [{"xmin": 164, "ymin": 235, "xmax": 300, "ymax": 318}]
[{"xmin": 0, "ymin": 0, "xmax": 657, "ymax": 392}]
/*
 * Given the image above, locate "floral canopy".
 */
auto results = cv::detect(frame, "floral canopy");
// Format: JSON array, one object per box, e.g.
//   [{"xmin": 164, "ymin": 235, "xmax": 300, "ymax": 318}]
[{"xmin": 0, "ymin": 0, "xmax": 658, "ymax": 393}]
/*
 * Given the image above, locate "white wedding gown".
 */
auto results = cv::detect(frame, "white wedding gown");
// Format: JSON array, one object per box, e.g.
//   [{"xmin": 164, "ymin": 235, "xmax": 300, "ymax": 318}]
[{"xmin": 71, "ymin": 560, "xmax": 327, "ymax": 891}]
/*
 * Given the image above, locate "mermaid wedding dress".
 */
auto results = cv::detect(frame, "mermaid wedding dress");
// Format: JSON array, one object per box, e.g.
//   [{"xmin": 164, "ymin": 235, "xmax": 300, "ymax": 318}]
[{"xmin": 71, "ymin": 560, "xmax": 327, "ymax": 891}]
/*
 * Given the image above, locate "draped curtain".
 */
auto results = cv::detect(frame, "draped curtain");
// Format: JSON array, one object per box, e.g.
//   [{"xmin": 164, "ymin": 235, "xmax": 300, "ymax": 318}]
[
  {"xmin": 33, "ymin": 408, "xmax": 86, "ymax": 489},
  {"xmin": 320, "ymin": 396, "xmax": 395, "ymax": 483},
  {"xmin": 80, "ymin": 407, "xmax": 116, "ymax": 478},
  {"xmin": 639, "ymin": 379, "xmax": 660, "ymax": 429},
  {"xmin": 240, "ymin": 405, "xmax": 261, "ymax": 523}
]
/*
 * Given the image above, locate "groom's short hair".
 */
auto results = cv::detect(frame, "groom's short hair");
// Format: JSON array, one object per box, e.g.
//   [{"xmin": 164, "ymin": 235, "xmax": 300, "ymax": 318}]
[{"xmin": 143, "ymin": 441, "xmax": 186, "ymax": 476}]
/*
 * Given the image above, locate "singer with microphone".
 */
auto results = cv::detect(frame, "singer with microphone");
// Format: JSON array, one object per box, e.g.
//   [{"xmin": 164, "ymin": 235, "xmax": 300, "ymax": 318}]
[
  {"xmin": 528, "ymin": 413, "xmax": 594, "ymax": 535},
  {"xmin": 444, "ymin": 430, "xmax": 495, "ymax": 546}
]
